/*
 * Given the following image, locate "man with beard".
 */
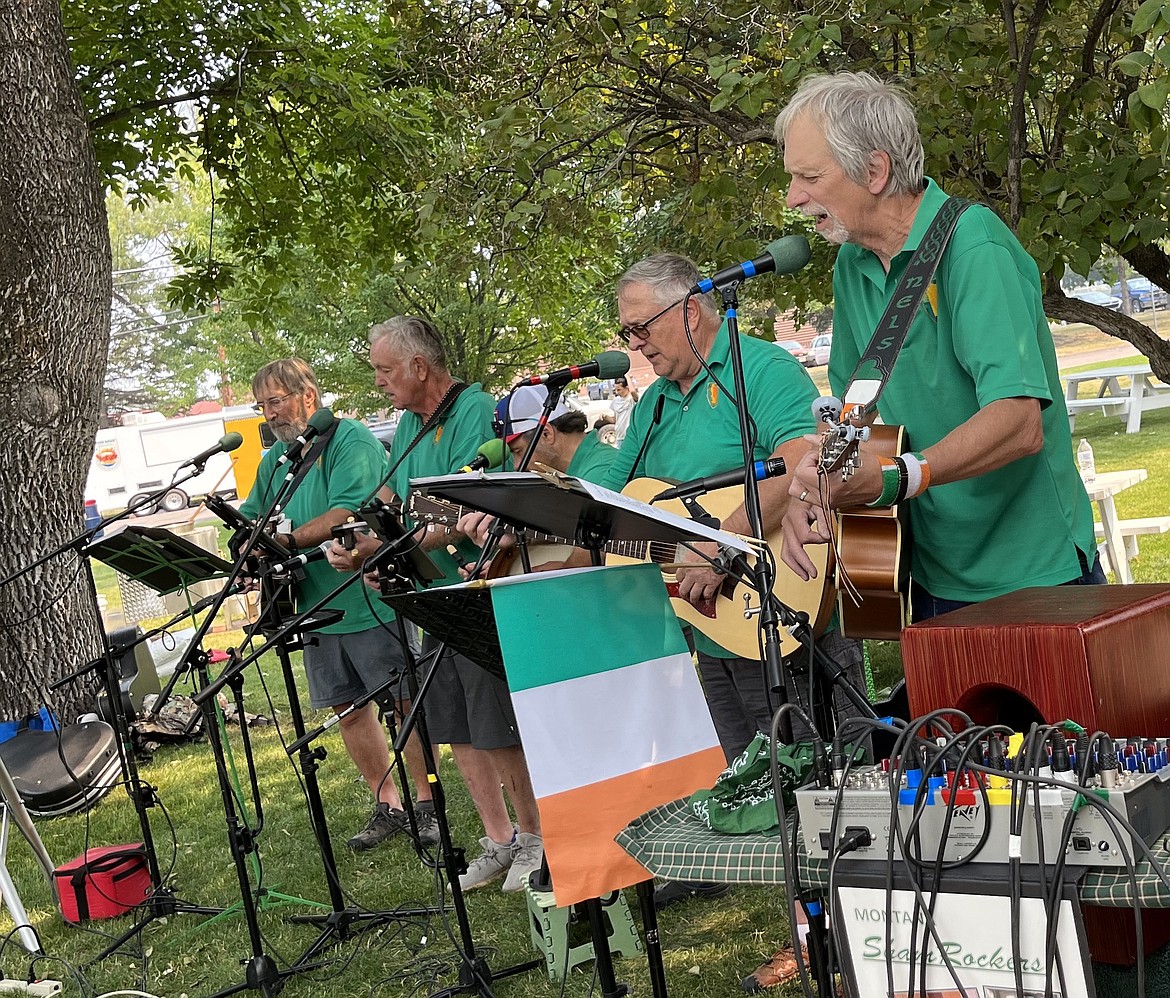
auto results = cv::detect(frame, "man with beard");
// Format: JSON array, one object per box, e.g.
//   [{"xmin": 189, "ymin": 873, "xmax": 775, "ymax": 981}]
[
  {"xmin": 239, "ymin": 358, "xmax": 437, "ymax": 852},
  {"xmin": 774, "ymin": 72, "xmax": 1102, "ymax": 619}
]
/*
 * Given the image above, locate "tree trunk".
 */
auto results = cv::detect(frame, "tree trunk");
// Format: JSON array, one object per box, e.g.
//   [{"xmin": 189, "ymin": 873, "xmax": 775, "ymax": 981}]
[{"xmin": 0, "ymin": 0, "xmax": 110, "ymax": 719}]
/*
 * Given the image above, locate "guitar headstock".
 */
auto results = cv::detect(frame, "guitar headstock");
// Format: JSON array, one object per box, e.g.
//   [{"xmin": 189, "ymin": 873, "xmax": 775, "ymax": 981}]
[
  {"xmin": 818, "ymin": 422, "xmax": 871, "ymax": 479},
  {"xmin": 407, "ymin": 493, "xmax": 461, "ymax": 526}
]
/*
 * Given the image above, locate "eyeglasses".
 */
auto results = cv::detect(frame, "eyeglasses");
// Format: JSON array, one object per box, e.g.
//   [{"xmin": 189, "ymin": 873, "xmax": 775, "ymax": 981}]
[
  {"xmin": 618, "ymin": 298, "xmax": 684, "ymax": 344},
  {"xmin": 252, "ymin": 391, "xmax": 298, "ymax": 413}
]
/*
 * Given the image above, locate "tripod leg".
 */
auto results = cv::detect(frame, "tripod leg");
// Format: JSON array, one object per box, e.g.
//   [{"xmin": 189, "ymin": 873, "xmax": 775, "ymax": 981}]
[{"xmin": 635, "ymin": 880, "xmax": 669, "ymax": 998}]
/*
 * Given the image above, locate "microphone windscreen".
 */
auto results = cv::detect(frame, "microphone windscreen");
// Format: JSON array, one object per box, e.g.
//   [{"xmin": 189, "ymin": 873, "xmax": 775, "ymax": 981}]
[
  {"xmin": 764, "ymin": 235, "xmax": 812, "ymax": 276},
  {"xmin": 595, "ymin": 350, "xmax": 631, "ymax": 380},
  {"xmin": 307, "ymin": 407, "xmax": 335, "ymax": 433},
  {"xmin": 477, "ymin": 437, "xmax": 505, "ymax": 470},
  {"xmin": 220, "ymin": 431, "xmax": 245, "ymax": 452}
]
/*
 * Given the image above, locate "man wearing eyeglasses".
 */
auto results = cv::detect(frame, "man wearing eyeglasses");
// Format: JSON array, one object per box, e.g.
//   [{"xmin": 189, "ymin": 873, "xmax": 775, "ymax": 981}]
[
  {"xmin": 239, "ymin": 358, "xmax": 438, "ymax": 854},
  {"xmin": 599, "ymin": 253, "xmax": 867, "ymax": 908}
]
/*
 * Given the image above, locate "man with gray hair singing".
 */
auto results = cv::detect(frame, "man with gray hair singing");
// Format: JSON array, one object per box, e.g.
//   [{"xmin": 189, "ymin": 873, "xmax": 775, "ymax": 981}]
[
  {"xmin": 327, "ymin": 316, "xmax": 544, "ymax": 894},
  {"xmin": 775, "ymin": 71, "xmax": 1101, "ymax": 621},
  {"xmin": 598, "ymin": 252, "xmax": 866, "ymax": 909}
]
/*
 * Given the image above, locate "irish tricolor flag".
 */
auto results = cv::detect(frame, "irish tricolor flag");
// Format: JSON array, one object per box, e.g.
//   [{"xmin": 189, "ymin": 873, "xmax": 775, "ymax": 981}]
[{"xmin": 491, "ymin": 563, "xmax": 725, "ymax": 907}]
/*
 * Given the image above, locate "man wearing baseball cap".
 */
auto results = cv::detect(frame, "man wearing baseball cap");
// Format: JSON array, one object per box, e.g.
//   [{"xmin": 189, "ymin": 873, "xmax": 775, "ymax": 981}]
[{"xmin": 500, "ymin": 385, "xmax": 616, "ymax": 483}]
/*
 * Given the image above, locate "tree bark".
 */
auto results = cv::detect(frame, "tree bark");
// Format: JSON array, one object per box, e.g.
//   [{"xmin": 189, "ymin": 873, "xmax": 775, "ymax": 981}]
[{"xmin": 0, "ymin": 0, "xmax": 110, "ymax": 718}]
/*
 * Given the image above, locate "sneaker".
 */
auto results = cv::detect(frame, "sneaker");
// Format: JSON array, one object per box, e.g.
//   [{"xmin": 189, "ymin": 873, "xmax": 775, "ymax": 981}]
[
  {"xmin": 346, "ymin": 803, "xmax": 408, "ymax": 851},
  {"xmin": 414, "ymin": 804, "xmax": 440, "ymax": 847},
  {"xmin": 652, "ymin": 879, "xmax": 731, "ymax": 911},
  {"xmin": 501, "ymin": 832, "xmax": 543, "ymax": 892},
  {"xmin": 458, "ymin": 835, "xmax": 514, "ymax": 891}
]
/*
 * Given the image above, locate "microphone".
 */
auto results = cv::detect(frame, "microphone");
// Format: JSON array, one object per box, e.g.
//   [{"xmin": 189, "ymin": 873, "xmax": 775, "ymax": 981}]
[
  {"xmin": 522, "ymin": 351, "xmax": 630, "ymax": 388},
  {"xmin": 269, "ymin": 543, "xmax": 329, "ymax": 575},
  {"xmin": 692, "ymin": 235, "xmax": 812, "ymax": 293},
  {"xmin": 461, "ymin": 437, "xmax": 505, "ymax": 473},
  {"xmin": 651, "ymin": 457, "xmax": 787, "ymax": 502},
  {"xmin": 182, "ymin": 432, "xmax": 244, "ymax": 470},
  {"xmin": 812, "ymin": 395, "xmax": 843, "ymax": 424},
  {"xmin": 277, "ymin": 408, "xmax": 335, "ymax": 466}
]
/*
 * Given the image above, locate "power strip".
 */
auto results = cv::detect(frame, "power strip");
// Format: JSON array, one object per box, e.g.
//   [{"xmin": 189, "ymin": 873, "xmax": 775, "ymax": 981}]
[{"xmin": 0, "ymin": 981, "xmax": 62, "ymax": 996}]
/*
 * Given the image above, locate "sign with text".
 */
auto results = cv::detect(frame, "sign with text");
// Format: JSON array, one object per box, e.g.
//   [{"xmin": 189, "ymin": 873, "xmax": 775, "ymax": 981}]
[{"xmin": 837, "ymin": 885, "xmax": 1094, "ymax": 998}]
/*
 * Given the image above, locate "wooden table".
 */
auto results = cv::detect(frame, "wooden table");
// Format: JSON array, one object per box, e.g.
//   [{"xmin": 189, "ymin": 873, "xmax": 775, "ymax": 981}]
[
  {"xmin": 1063, "ymin": 362, "xmax": 1170, "ymax": 433},
  {"xmin": 1084, "ymin": 468, "xmax": 1147, "ymax": 582}
]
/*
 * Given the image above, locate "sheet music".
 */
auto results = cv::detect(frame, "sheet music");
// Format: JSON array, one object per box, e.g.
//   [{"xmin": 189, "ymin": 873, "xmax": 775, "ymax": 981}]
[{"xmin": 409, "ymin": 470, "xmax": 753, "ymax": 554}]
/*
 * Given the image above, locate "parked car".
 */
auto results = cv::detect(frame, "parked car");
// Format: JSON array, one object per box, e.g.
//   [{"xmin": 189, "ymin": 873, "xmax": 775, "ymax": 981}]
[
  {"xmin": 809, "ymin": 333, "xmax": 833, "ymax": 367},
  {"xmin": 367, "ymin": 415, "xmax": 399, "ymax": 452},
  {"xmin": 776, "ymin": 339, "xmax": 809, "ymax": 364},
  {"xmin": 1069, "ymin": 289, "xmax": 1123, "ymax": 311},
  {"xmin": 1110, "ymin": 278, "xmax": 1169, "ymax": 312}
]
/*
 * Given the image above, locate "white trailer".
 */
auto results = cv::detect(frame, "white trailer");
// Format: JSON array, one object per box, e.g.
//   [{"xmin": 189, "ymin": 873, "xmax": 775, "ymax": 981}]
[{"xmin": 86, "ymin": 406, "xmax": 268, "ymax": 514}]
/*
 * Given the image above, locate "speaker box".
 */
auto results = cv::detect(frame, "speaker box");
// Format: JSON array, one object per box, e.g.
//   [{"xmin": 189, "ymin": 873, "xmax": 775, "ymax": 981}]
[
  {"xmin": 97, "ymin": 625, "xmax": 162, "ymax": 723},
  {"xmin": 901, "ymin": 583, "xmax": 1170, "ymax": 964}
]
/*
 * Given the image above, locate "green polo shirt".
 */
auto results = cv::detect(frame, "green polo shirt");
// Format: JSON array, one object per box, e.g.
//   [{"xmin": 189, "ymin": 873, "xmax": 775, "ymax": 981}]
[
  {"xmin": 829, "ymin": 178, "xmax": 1095, "ymax": 602},
  {"xmin": 566, "ymin": 431, "xmax": 618, "ymax": 484},
  {"xmin": 240, "ymin": 418, "xmax": 393, "ymax": 633},
  {"xmin": 388, "ymin": 384, "xmax": 496, "ymax": 587},
  {"xmin": 602, "ymin": 327, "xmax": 820, "ymax": 657}
]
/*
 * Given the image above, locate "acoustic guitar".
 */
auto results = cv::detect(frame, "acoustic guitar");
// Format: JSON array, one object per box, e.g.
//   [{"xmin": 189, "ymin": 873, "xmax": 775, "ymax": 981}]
[
  {"xmin": 818, "ymin": 422, "xmax": 908, "ymax": 640},
  {"xmin": 409, "ymin": 482, "xmax": 835, "ymax": 659}
]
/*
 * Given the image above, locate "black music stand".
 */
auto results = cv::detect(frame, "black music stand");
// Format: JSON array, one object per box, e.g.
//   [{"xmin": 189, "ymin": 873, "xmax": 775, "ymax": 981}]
[
  {"xmin": 410, "ymin": 469, "xmax": 753, "ymax": 553},
  {"xmin": 82, "ymin": 525, "xmax": 232, "ymax": 959},
  {"xmin": 385, "ymin": 574, "xmax": 668, "ymax": 998},
  {"xmin": 393, "ymin": 474, "xmax": 756, "ymax": 998}
]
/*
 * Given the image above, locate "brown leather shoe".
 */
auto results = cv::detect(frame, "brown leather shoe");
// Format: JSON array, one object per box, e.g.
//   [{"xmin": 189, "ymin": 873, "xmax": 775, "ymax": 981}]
[{"xmin": 740, "ymin": 946, "xmax": 800, "ymax": 993}]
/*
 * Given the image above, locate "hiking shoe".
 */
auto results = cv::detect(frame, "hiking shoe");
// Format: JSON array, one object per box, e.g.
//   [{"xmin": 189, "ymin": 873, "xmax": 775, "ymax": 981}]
[
  {"xmin": 502, "ymin": 832, "xmax": 544, "ymax": 892},
  {"xmin": 458, "ymin": 835, "xmax": 514, "ymax": 890},
  {"xmin": 414, "ymin": 804, "xmax": 440, "ymax": 847},
  {"xmin": 346, "ymin": 803, "xmax": 408, "ymax": 851},
  {"xmin": 652, "ymin": 879, "xmax": 731, "ymax": 911}
]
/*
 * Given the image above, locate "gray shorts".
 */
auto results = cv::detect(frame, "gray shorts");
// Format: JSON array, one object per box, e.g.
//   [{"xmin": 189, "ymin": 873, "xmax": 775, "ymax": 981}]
[
  {"xmin": 418, "ymin": 633, "xmax": 520, "ymax": 749},
  {"xmin": 302, "ymin": 624, "xmax": 419, "ymax": 710}
]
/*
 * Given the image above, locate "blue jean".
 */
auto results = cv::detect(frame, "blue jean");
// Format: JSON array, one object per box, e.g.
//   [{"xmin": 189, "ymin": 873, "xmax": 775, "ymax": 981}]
[{"xmin": 909, "ymin": 551, "xmax": 1107, "ymax": 623}]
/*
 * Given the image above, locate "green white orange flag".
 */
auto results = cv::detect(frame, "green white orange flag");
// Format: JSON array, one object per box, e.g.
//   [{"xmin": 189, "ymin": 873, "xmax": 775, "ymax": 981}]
[{"xmin": 491, "ymin": 563, "xmax": 725, "ymax": 906}]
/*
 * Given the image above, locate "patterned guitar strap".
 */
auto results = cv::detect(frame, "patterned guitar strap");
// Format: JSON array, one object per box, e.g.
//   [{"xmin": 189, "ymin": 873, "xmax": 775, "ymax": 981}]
[{"xmin": 839, "ymin": 196, "xmax": 974, "ymax": 421}]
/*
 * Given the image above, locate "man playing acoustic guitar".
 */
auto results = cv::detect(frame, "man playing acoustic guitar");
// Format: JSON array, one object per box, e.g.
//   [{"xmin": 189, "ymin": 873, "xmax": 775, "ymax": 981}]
[{"xmin": 777, "ymin": 71, "xmax": 1103, "ymax": 619}]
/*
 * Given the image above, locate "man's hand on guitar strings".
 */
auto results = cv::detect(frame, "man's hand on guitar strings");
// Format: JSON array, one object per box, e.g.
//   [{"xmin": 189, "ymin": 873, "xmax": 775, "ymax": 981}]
[{"xmin": 675, "ymin": 541, "xmax": 726, "ymax": 606}]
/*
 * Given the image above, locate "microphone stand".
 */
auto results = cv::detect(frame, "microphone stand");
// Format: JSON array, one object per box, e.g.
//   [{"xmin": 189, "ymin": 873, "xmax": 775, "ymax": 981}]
[
  {"xmin": 717, "ymin": 283, "xmax": 794, "ymax": 731},
  {"xmin": 714, "ymin": 284, "xmax": 872, "ymax": 740},
  {"xmin": 6, "ymin": 469, "xmax": 232, "ymax": 964}
]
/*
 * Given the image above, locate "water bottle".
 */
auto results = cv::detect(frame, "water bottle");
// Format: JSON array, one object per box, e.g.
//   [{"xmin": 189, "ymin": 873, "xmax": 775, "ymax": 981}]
[{"xmin": 1076, "ymin": 438, "xmax": 1095, "ymax": 482}]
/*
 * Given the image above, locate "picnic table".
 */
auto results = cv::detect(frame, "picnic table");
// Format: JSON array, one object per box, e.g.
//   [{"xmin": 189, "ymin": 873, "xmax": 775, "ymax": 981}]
[
  {"xmin": 1063, "ymin": 362, "xmax": 1170, "ymax": 433},
  {"xmin": 1084, "ymin": 468, "xmax": 1148, "ymax": 584}
]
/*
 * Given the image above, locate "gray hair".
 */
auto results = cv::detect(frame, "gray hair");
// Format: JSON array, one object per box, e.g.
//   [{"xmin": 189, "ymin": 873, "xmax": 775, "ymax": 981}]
[
  {"xmin": 252, "ymin": 358, "xmax": 320, "ymax": 404},
  {"xmin": 368, "ymin": 315, "xmax": 447, "ymax": 369},
  {"xmin": 617, "ymin": 253, "xmax": 718, "ymax": 321},
  {"xmin": 773, "ymin": 71, "xmax": 925, "ymax": 198}
]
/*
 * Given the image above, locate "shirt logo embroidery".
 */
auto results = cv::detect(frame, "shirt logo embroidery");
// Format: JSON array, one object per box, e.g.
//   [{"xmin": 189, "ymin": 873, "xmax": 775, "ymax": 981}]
[
  {"xmin": 434, "ymin": 425, "xmax": 444, "ymax": 444},
  {"xmin": 708, "ymin": 384, "xmax": 719, "ymax": 409},
  {"xmin": 926, "ymin": 283, "xmax": 939, "ymax": 318}
]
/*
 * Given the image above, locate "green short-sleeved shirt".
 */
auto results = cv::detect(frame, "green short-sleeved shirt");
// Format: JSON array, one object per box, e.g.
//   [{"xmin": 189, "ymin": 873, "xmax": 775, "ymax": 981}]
[
  {"xmin": 829, "ymin": 178, "xmax": 1095, "ymax": 601},
  {"xmin": 601, "ymin": 327, "xmax": 821, "ymax": 657},
  {"xmin": 566, "ymin": 431, "xmax": 618, "ymax": 484},
  {"xmin": 388, "ymin": 384, "xmax": 496, "ymax": 587},
  {"xmin": 239, "ymin": 418, "xmax": 394, "ymax": 633}
]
